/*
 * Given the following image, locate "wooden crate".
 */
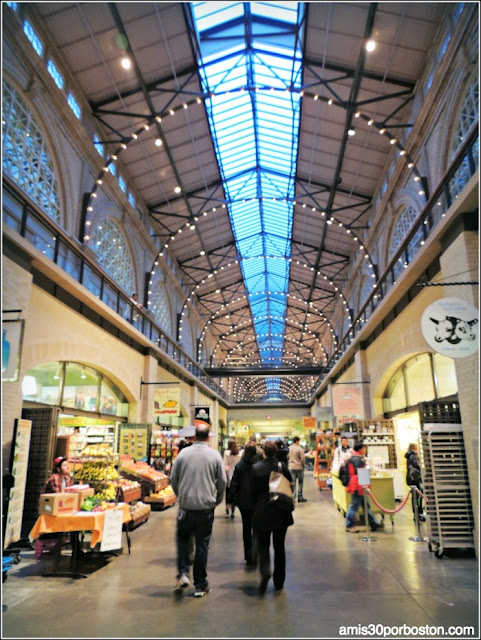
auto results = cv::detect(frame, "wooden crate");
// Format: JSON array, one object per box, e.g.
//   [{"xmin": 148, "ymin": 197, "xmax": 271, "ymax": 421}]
[{"xmin": 120, "ymin": 486, "xmax": 142, "ymax": 503}]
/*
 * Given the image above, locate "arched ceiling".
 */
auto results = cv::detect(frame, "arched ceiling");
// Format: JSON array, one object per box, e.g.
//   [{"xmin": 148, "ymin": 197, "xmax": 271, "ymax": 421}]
[{"xmin": 28, "ymin": 2, "xmax": 448, "ymax": 403}]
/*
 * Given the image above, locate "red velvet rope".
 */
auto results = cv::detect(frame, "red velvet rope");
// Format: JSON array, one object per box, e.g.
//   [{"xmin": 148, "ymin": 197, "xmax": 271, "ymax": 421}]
[
  {"xmin": 365, "ymin": 487, "xmax": 411, "ymax": 514},
  {"xmin": 415, "ymin": 487, "xmax": 428, "ymax": 502}
]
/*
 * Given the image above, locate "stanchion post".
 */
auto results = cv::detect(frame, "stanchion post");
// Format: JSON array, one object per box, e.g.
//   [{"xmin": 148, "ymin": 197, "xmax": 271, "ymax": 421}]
[
  {"xmin": 409, "ymin": 485, "xmax": 426, "ymax": 542},
  {"xmin": 358, "ymin": 472, "xmax": 377, "ymax": 543}
]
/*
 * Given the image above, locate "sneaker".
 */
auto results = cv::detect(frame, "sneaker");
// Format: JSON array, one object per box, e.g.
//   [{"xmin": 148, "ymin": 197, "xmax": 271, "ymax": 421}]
[
  {"xmin": 173, "ymin": 574, "xmax": 190, "ymax": 594},
  {"xmin": 297, "ymin": 497, "xmax": 307, "ymax": 503},
  {"xmin": 194, "ymin": 587, "xmax": 210, "ymax": 598},
  {"xmin": 346, "ymin": 527, "xmax": 360, "ymax": 533}
]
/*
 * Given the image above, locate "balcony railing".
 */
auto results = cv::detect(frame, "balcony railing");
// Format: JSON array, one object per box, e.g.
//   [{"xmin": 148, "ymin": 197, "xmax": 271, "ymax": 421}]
[
  {"xmin": 312, "ymin": 126, "xmax": 479, "ymax": 394},
  {"xmin": 2, "ymin": 179, "xmax": 231, "ymax": 403}
]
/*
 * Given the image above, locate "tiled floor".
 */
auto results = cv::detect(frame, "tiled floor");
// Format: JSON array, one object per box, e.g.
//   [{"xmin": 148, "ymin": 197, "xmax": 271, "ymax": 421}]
[{"xmin": 2, "ymin": 473, "xmax": 479, "ymax": 639}]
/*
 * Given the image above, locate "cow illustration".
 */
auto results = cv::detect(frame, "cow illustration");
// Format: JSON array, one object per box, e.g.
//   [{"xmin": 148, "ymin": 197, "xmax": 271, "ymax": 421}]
[{"xmin": 430, "ymin": 316, "xmax": 478, "ymax": 345}]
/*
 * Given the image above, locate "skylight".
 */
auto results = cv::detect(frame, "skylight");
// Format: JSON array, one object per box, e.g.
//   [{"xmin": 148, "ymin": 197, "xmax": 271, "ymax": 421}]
[{"xmin": 191, "ymin": 2, "xmax": 304, "ymax": 400}]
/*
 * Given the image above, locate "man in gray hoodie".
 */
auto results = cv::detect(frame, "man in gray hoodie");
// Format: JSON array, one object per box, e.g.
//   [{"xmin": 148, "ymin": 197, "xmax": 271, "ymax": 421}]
[{"xmin": 170, "ymin": 424, "xmax": 226, "ymax": 598}]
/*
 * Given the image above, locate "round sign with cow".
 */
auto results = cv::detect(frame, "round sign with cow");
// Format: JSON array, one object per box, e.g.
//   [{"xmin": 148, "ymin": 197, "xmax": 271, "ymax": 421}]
[{"xmin": 421, "ymin": 297, "xmax": 479, "ymax": 358}]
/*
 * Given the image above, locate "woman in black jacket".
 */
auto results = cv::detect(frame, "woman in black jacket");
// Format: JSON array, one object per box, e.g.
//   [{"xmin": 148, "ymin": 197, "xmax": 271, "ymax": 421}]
[
  {"xmin": 227, "ymin": 442, "xmax": 258, "ymax": 566},
  {"xmin": 405, "ymin": 443, "xmax": 425, "ymax": 520},
  {"xmin": 251, "ymin": 441, "xmax": 294, "ymax": 594}
]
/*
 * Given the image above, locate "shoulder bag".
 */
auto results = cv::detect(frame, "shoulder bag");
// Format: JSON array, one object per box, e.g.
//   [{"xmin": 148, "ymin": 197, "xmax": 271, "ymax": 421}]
[{"xmin": 269, "ymin": 462, "xmax": 295, "ymax": 512}]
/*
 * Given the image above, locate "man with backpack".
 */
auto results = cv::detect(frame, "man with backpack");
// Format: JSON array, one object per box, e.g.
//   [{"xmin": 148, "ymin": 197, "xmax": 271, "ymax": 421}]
[{"xmin": 344, "ymin": 442, "xmax": 382, "ymax": 533}]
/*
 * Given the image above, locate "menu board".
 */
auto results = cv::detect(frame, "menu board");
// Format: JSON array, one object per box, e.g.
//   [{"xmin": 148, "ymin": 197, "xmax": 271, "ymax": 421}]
[
  {"xmin": 4, "ymin": 419, "xmax": 32, "ymax": 548},
  {"xmin": 118, "ymin": 424, "xmax": 150, "ymax": 460}
]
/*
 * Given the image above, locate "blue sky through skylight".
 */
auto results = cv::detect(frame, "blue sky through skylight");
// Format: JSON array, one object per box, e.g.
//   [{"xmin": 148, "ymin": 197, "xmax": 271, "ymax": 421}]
[{"xmin": 191, "ymin": 2, "xmax": 303, "ymax": 399}]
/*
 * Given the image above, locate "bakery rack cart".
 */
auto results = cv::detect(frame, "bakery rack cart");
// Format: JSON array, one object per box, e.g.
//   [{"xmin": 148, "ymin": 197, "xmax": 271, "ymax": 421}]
[{"xmin": 420, "ymin": 424, "xmax": 474, "ymax": 558}]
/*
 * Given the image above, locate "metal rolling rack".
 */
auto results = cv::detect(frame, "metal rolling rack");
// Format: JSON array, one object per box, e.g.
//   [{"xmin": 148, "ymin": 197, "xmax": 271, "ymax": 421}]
[{"xmin": 418, "ymin": 400, "xmax": 474, "ymax": 558}]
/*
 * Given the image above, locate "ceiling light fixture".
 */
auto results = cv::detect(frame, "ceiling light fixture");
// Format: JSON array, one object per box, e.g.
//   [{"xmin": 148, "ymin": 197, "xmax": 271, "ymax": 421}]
[
  {"xmin": 155, "ymin": 138, "xmax": 162, "ymax": 147},
  {"xmin": 348, "ymin": 128, "xmax": 355, "ymax": 136},
  {"xmin": 121, "ymin": 57, "xmax": 131, "ymax": 70},
  {"xmin": 174, "ymin": 186, "xmax": 181, "ymax": 194},
  {"xmin": 365, "ymin": 40, "xmax": 376, "ymax": 52}
]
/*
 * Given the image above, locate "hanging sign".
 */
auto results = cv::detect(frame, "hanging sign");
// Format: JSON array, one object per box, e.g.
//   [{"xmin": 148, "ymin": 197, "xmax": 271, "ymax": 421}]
[
  {"xmin": 421, "ymin": 297, "xmax": 478, "ymax": 358},
  {"xmin": 331, "ymin": 384, "xmax": 363, "ymax": 418},
  {"xmin": 193, "ymin": 406, "xmax": 210, "ymax": 425},
  {"xmin": 153, "ymin": 387, "xmax": 180, "ymax": 417},
  {"xmin": 302, "ymin": 416, "xmax": 316, "ymax": 429},
  {"xmin": 2, "ymin": 319, "xmax": 25, "ymax": 382}
]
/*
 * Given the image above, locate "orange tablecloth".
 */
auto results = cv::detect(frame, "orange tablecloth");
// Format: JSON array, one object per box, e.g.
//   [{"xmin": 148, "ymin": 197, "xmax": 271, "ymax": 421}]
[{"xmin": 29, "ymin": 503, "xmax": 131, "ymax": 548}]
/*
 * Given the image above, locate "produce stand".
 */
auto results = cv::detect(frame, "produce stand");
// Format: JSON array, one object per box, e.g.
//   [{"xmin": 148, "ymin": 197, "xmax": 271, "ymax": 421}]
[
  {"xmin": 144, "ymin": 494, "xmax": 176, "ymax": 511},
  {"xmin": 127, "ymin": 502, "xmax": 151, "ymax": 531},
  {"xmin": 29, "ymin": 503, "xmax": 132, "ymax": 579}
]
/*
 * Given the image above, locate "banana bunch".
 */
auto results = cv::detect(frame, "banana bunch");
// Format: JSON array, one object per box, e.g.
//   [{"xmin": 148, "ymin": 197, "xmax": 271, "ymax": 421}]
[
  {"xmin": 81, "ymin": 444, "xmax": 114, "ymax": 457},
  {"xmin": 74, "ymin": 462, "xmax": 119, "ymax": 482},
  {"xmin": 94, "ymin": 485, "xmax": 117, "ymax": 502}
]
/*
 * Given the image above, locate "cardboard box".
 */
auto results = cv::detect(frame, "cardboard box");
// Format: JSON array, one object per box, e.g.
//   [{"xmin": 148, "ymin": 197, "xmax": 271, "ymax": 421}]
[
  {"xmin": 38, "ymin": 492, "xmax": 79, "ymax": 515},
  {"xmin": 65, "ymin": 486, "xmax": 95, "ymax": 507}
]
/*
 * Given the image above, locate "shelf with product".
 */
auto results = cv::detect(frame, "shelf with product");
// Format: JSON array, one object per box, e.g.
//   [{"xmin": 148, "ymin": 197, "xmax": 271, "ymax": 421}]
[
  {"xmin": 357, "ymin": 419, "xmax": 397, "ymax": 469},
  {"xmin": 314, "ymin": 431, "xmax": 335, "ymax": 489},
  {"xmin": 149, "ymin": 430, "xmax": 180, "ymax": 474},
  {"xmin": 58, "ymin": 419, "xmax": 117, "ymax": 459}
]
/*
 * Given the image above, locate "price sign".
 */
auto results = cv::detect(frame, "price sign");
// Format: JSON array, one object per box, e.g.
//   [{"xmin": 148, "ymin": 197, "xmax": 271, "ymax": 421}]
[{"xmin": 100, "ymin": 509, "xmax": 123, "ymax": 552}]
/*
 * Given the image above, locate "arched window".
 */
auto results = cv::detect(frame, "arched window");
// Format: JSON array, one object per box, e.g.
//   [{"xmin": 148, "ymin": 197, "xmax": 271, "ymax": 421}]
[
  {"xmin": 448, "ymin": 73, "xmax": 479, "ymax": 199},
  {"xmin": 388, "ymin": 205, "xmax": 424, "ymax": 280},
  {"xmin": 22, "ymin": 361, "xmax": 129, "ymax": 416},
  {"xmin": 90, "ymin": 217, "xmax": 135, "ymax": 295},
  {"xmin": 450, "ymin": 74, "xmax": 478, "ymax": 158},
  {"xmin": 383, "ymin": 353, "xmax": 457, "ymax": 413},
  {"xmin": 2, "ymin": 80, "xmax": 61, "ymax": 224},
  {"xmin": 149, "ymin": 280, "xmax": 173, "ymax": 337}
]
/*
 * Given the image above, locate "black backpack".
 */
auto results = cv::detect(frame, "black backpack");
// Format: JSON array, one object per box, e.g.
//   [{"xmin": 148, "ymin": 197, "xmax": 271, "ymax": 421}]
[{"xmin": 339, "ymin": 461, "xmax": 351, "ymax": 487}]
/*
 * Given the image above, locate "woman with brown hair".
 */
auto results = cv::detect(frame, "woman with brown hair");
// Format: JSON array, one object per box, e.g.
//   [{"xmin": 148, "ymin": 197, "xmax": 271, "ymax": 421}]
[{"xmin": 223, "ymin": 439, "xmax": 241, "ymax": 518}]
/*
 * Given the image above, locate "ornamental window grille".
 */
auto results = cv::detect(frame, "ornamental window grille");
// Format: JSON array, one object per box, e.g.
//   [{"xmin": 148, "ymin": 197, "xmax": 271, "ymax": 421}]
[
  {"xmin": 90, "ymin": 217, "xmax": 135, "ymax": 295},
  {"xmin": 359, "ymin": 273, "xmax": 375, "ymax": 312},
  {"xmin": 388, "ymin": 205, "xmax": 421, "ymax": 260},
  {"xmin": 149, "ymin": 281, "xmax": 173, "ymax": 337},
  {"xmin": 180, "ymin": 319, "xmax": 195, "ymax": 360},
  {"xmin": 2, "ymin": 81, "xmax": 61, "ymax": 224},
  {"xmin": 448, "ymin": 73, "xmax": 479, "ymax": 200}
]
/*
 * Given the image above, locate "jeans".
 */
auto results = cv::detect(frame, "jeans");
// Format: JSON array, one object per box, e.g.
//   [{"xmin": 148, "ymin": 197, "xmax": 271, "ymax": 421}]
[
  {"xmin": 290, "ymin": 468, "xmax": 304, "ymax": 499},
  {"xmin": 176, "ymin": 508, "xmax": 215, "ymax": 591},
  {"xmin": 345, "ymin": 492, "xmax": 377, "ymax": 528},
  {"xmin": 257, "ymin": 527, "xmax": 288, "ymax": 589},
  {"xmin": 239, "ymin": 507, "xmax": 257, "ymax": 563}
]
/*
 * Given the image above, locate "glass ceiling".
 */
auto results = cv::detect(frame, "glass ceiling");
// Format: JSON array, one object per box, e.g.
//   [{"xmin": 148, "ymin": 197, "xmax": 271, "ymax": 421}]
[{"xmin": 191, "ymin": 1, "xmax": 304, "ymax": 400}]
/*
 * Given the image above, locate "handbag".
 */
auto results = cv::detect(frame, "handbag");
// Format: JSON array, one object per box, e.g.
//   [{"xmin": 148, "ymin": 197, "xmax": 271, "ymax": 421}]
[{"xmin": 269, "ymin": 462, "xmax": 295, "ymax": 512}]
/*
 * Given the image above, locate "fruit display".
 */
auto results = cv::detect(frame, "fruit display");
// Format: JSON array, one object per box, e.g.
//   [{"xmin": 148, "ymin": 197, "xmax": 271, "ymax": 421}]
[
  {"xmin": 93, "ymin": 484, "xmax": 118, "ymax": 502},
  {"xmin": 80, "ymin": 444, "xmax": 114, "ymax": 457},
  {"xmin": 129, "ymin": 501, "xmax": 151, "ymax": 519},
  {"xmin": 74, "ymin": 462, "xmax": 119, "ymax": 484},
  {"xmin": 146, "ymin": 485, "xmax": 176, "ymax": 505},
  {"xmin": 119, "ymin": 457, "xmax": 168, "ymax": 483},
  {"xmin": 92, "ymin": 501, "xmax": 118, "ymax": 512}
]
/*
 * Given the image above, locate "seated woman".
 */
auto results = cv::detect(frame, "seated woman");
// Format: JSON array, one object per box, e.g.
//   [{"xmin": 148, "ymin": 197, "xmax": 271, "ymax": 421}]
[{"xmin": 35, "ymin": 457, "xmax": 74, "ymax": 558}]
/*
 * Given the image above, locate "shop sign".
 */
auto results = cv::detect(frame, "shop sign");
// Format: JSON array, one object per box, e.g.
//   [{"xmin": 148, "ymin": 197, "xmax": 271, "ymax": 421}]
[
  {"xmin": 193, "ymin": 406, "xmax": 210, "ymax": 425},
  {"xmin": 317, "ymin": 407, "xmax": 333, "ymax": 421},
  {"xmin": 58, "ymin": 417, "xmax": 114, "ymax": 427},
  {"xmin": 421, "ymin": 297, "xmax": 479, "ymax": 358},
  {"xmin": 302, "ymin": 416, "xmax": 316, "ymax": 429},
  {"xmin": 331, "ymin": 384, "xmax": 363, "ymax": 417},
  {"xmin": 153, "ymin": 387, "xmax": 180, "ymax": 417},
  {"xmin": 4, "ymin": 419, "xmax": 32, "ymax": 548}
]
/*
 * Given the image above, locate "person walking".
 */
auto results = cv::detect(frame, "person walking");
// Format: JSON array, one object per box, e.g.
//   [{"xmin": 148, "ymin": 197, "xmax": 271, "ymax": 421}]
[
  {"xmin": 405, "ymin": 442, "xmax": 425, "ymax": 521},
  {"xmin": 275, "ymin": 439, "xmax": 289, "ymax": 464},
  {"xmin": 227, "ymin": 442, "xmax": 258, "ymax": 567},
  {"xmin": 345, "ymin": 442, "xmax": 382, "ymax": 533},
  {"xmin": 251, "ymin": 441, "xmax": 294, "ymax": 594},
  {"xmin": 223, "ymin": 439, "xmax": 242, "ymax": 518},
  {"xmin": 288, "ymin": 436, "xmax": 307, "ymax": 502},
  {"xmin": 170, "ymin": 424, "xmax": 226, "ymax": 598}
]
